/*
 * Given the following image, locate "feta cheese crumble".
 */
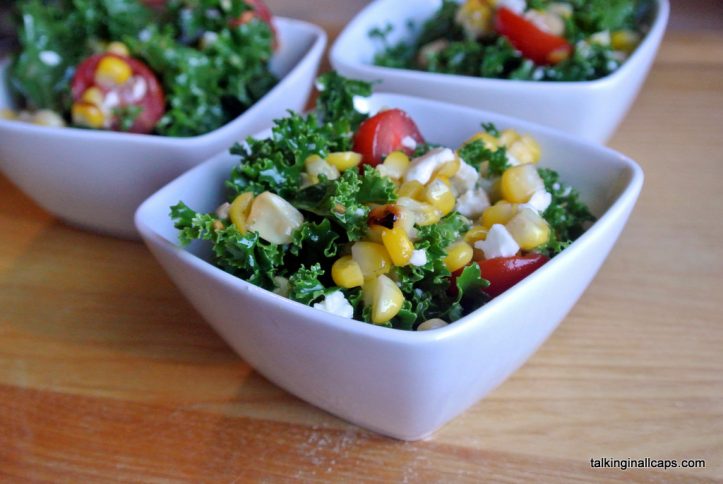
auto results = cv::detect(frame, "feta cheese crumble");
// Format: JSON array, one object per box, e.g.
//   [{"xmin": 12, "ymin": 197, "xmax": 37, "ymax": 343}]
[
  {"xmin": 474, "ymin": 224, "xmax": 520, "ymax": 259},
  {"xmin": 39, "ymin": 51, "xmax": 61, "ymax": 66},
  {"xmin": 313, "ymin": 291, "xmax": 354, "ymax": 318},
  {"xmin": 451, "ymin": 159, "xmax": 479, "ymax": 194},
  {"xmin": 521, "ymin": 190, "xmax": 552, "ymax": 214},
  {"xmin": 409, "ymin": 249, "xmax": 428, "ymax": 267},
  {"xmin": 404, "ymin": 147, "xmax": 456, "ymax": 185},
  {"xmin": 456, "ymin": 189, "xmax": 490, "ymax": 218},
  {"xmin": 401, "ymin": 136, "xmax": 418, "ymax": 151}
]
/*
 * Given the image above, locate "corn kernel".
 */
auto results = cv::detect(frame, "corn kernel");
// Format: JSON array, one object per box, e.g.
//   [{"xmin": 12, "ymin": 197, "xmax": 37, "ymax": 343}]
[
  {"xmin": 396, "ymin": 206, "xmax": 417, "ymax": 239},
  {"xmin": 464, "ymin": 225, "xmax": 489, "ymax": 244},
  {"xmin": 435, "ymin": 157, "xmax": 461, "ymax": 178},
  {"xmin": 366, "ymin": 224, "xmax": 385, "ymax": 243},
  {"xmin": 379, "ymin": 151, "xmax": 410, "ymax": 179},
  {"xmin": 465, "ymin": 131, "xmax": 498, "ymax": 150},
  {"xmin": 398, "ymin": 180, "xmax": 425, "ymax": 200},
  {"xmin": 611, "ymin": 29, "xmax": 641, "ymax": 54},
  {"xmin": 444, "ymin": 241, "xmax": 474, "ymax": 272},
  {"xmin": 327, "ymin": 151, "xmax": 362, "ymax": 172},
  {"xmin": 305, "ymin": 154, "xmax": 340, "ymax": 183},
  {"xmin": 106, "ymin": 41, "xmax": 130, "ymax": 57},
  {"xmin": 332, "ymin": 256, "xmax": 364, "ymax": 288},
  {"xmin": 397, "ymin": 197, "xmax": 443, "ymax": 227},
  {"xmin": 0, "ymin": 108, "xmax": 17, "ymax": 120},
  {"xmin": 72, "ymin": 102, "xmax": 105, "ymax": 128},
  {"xmin": 94, "ymin": 56, "xmax": 132, "ymax": 87},
  {"xmin": 424, "ymin": 178, "xmax": 456, "ymax": 216},
  {"xmin": 505, "ymin": 208, "xmax": 551, "ymax": 250},
  {"xmin": 481, "ymin": 201, "xmax": 518, "ymax": 228},
  {"xmin": 498, "ymin": 129, "xmax": 521, "ymax": 147},
  {"xmin": 32, "ymin": 110, "xmax": 66, "ymax": 127},
  {"xmin": 381, "ymin": 226, "xmax": 415, "ymax": 266},
  {"xmin": 247, "ymin": 192, "xmax": 304, "ymax": 245},
  {"xmin": 369, "ymin": 274, "xmax": 404, "ymax": 324},
  {"xmin": 456, "ymin": 0, "xmax": 494, "ymax": 39},
  {"xmin": 500, "ymin": 164, "xmax": 545, "ymax": 203},
  {"xmin": 81, "ymin": 87, "xmax": 104, "ymax": 107},
  {"xmin": 508, "ymin": 135, "xmax": 541, "ymax": 164},
  {"xmin": 229, "ymin": 192, "xmax": 255, "ymax": 233},
  {"xmin": 351, "ymin": 241, "xmax": 392, "ymax": 278}
]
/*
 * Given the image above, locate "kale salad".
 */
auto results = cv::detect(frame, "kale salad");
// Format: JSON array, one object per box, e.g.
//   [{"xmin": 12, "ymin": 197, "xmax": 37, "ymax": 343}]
[
  {"xmin": 2, "ymin": 0, "xmax": 277, "ymax": 136},
  {"xmin": 172, "ymin": 73, "xmax": 594, "ymax": 330},
  {"xmin": 371, "ymin": 0, "xmax": 655, "ymax": 82}
]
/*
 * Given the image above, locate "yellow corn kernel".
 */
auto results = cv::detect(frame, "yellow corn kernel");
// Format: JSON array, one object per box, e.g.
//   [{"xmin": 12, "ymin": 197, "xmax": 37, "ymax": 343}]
[
  {"xmin": 465, "ymin": 131, "xmax": 498, "ymax": 150},
  {"xmin": 305, "ymin": 154, "xmax": 340, "ymax": 183},
  {"xmin": 508, "ymin": 135, "xmax": 542, "ymax": 165},
  {"xmin": 0, "ymin": 108, "xmax": 17, "ymax": 120},
  {"xmin": 498, "ymin": 128, "xmax": 521, "ymax": 147},
  {"xmin": 327, "ymin": 151, "xmax": 362, "ymax": 172},
  {"xmin": 464, "ymin": 225, "xmax": 488, "ymax": 244},
  {"xmin": 456, "ymin": 0, "xmax": 494, "ymax": 39},
  {"xmin": 500, "ymin": 164, "xmax": 545, "ymax": 203},
  {"xmin": 444, "ymin": 241, "xmax": 474, "ymax": 272},
  {"xmin": 380, "ymin": 151, "xmax": 410, "ymax": 179},
  {"xmin": 435, "ymin": 156, "xmax": 461, "ymax": 178},
  {"xmin": 398, "ymin": 180, "xmax": 425, "ymax": 200},
  {"xmin": 229, "ymin": 192, "xmax": 255, "ymax": 233},
  {"xmin": 396, "ymin": 197, "xmax": 442, "ymax": 226},
  {"xmin": 351, "ymin": 241, "xmax": 392, "ymax": 278},
  {"xmin": 94, "ymin": 56, "xmax": 132, "ymax": 87},
  {"xmin": 381, "ymin": 226, "xmax": 414, "ymax": 266},
  {"xmin": 396, "ymin": 206, "xmax": 417, "ymax": 239},
  {"xmin": 106, "ymin": 41, "xmax": 130, "ymax": 57},
  {"xmin": 332, "ymin": 256, "xmax": 364, "ymax": 288},
  {"xmin": 481, "ymin": 201, "xmax": 518, "ymax": 228},
  {"xmin": 370, "ymin": 274, "xmax": 404, "ymax": 324},
  {"xmin": 72, "ymin": 102, "xmax": 105, "ymax": 129},
  {"xmin": 505, "ymin": 208, "xmax": 551, "ymax": 250},
  {"xmin": 424, "ymin": 178, "xmax": 456, "ymax": 216},
  {"xmin": 611, "ymin": 30, "xmax": 641, "ymax": 54},
  {"xmin": 32, "ymin": 110, "xmax": 66, "ymax": 127},
  {"xmin": 81, "ymin": 87, "xmax": 104, "ymax": 107},
  {"xmin": 366, "ymin": 224, "xmax": 385, "ymax": 243}
]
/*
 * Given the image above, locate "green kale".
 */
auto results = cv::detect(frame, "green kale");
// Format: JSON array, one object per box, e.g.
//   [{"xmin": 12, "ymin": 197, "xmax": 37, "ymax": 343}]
[
  {"xmin": 113, "ymin": 105, "xmax": 143, "ymax": 132},
  {"xmin": 458, "ymin": 140, "xmax": 509, "ymax": 177},
  {"xmin": 288, "ymin": 264, "xmax": 326, "ymax": 305},
  {"xmin": 315, "ymin": 71, "xmax": 372, "ymax": 131}
]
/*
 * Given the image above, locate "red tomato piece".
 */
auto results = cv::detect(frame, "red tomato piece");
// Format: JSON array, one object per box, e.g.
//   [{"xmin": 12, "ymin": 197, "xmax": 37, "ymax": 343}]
[
  {"xmin": 352, "ymin": 109, "xmax": 426, "ymax": 167},
  {"xmin": 494, "ymin": 7, "xmax": 572, "ymax": 65},
  {"xmin": 478, "ymin": 253, "xmax": 549, "ymax": 298},
  {"xmin": 71, "ymin": 53, "xmax": 165, "ymax": 134},
  {"xmin": 230, "ymin": 0, "xmax": 278, "ymax": 49}
]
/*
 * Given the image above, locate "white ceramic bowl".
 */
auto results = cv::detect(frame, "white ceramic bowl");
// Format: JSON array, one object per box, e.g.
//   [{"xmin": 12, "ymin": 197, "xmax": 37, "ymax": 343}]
[
  {"xmin": 330, "ymin": 0, "xmax": 668, "ymax": 143},
  {"xmin": 0, "ymin": 18, "xmax": 326, "ymax": 239},
  {"xmin": 135, "ymin": 93, "xmax": 643, "ymax": 440}
]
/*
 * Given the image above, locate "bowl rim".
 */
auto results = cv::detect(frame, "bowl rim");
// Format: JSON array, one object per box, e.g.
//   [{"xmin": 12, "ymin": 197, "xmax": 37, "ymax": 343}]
[
  {"xmin": 330, "ymin": 0, "xmax": 669, "ymax": 90},
  {"xmin": 135, "ymin": 92, "xmax": 644, "ymax": 347},
  {"xmin": 0, "ymin": 16, "xmax": 327, "ymax": 147}
]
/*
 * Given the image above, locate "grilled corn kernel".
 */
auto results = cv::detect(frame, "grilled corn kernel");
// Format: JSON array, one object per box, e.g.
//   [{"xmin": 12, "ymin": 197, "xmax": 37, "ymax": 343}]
[
  {"xmin": 381, "ymin": 226, "xmax": 414, "ymax": 266},
  {"xmin": 465, "ymin": 131, "xmax": 498, "ymax": 150},
  {"xmin": 398, "ymin": 180, "xmax": 425, "ymax": 200},
  {"xmin": 81, "ymin": 87, "xmax": 104, "ymax": 107},
  {"xmin": 366, "ymin": 224, "xmax": 385, "ymax": 243},
  {"xmin": 611, "ymin": 30, "xmax": 641, "ymax": 54},
  {"xmin": 381, "ymin": 151, "xmax": 411, "ymax": 179},
  {"xmin": 396, "ymin": 206, "xmax": 418, "ymax": 239},
  {"xmin": 444, "ymin": 241, "xmax": 474, "ymax": 272},
  {"xmin": 94, "ymin": 56, "xmax": 132, "ymax": 87},
  {"xmin": 247, "ymin": 192, "xmax": 304, "ymax": 245},
  {"xmin": 498, "ymin": 128, "xmax": 521, "ymax": 147},
  {"xmin": 305, "ymin": 155, "xmax": 340, "ymax": 182},
  {"xmin": 351, "ymin": 241, "xmax": 392, "ymax": 278},
  {"xmin": 370, "ymin": 274, "xmax": 404, "ymax": 324},
  {"xmin": 505, "ymin": 208, "xmax": 551, "ymax": 250},
  {"xmin": 72, "ymin": 102, "xmax": 105, "ymax": 128},
  {"xmin": 435, "ymin": 157, "xmax": 461, "ymax": 178},
  {"xmin": 33, "ymin": 110, "xmax": 66, "ymax": 127},
  {"xmin": 229, "ymin": 192, "xmax": 255, "ymax": 233},
  {"xmin": 481, "ymin": 201, "xmax": 518, "ymax": 228},
  {"xmin": 397, "ymin": 197, "xmax": 443, "ymax": 226},
  {"xmin": 424, "ymin": 178, "xmax": 456, "ymax": 216},
  {"xmin": 327, "ymin": 151, "xmax": 362, "ymax": 172},
  {"xmin": 508, "ymin": 135, "xmax": 541, "ymax": 164},
  {"xmin": 500, "ymin": 164, "xmax": 545, "ymax": 203},
  {"xmin": 332, "ymin": 256, "xmax": 364, "ymax": 288},
  {"xmin": 106, "ymin": 41, "xmax": 130, "ymax": 57},
  {"xmin": 464, "ymin": 225, "xmax": 489, "ymax": 244}
]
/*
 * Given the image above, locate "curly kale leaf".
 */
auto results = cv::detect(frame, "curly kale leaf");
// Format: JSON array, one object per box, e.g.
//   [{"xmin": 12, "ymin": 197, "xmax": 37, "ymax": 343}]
[
  {"xmin": 288, "ymin": 264, "xmax": 326, "ymax": 305},
  {"xmin": 315, "ymin": 71, "xmax": 372, "ymax": 131}
]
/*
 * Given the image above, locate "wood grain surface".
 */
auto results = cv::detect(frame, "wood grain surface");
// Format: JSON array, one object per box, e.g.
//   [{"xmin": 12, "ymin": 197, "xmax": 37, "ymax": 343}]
[{"xmin": 2, "ymin": 1, "xmax": 722, "ymax": 481}]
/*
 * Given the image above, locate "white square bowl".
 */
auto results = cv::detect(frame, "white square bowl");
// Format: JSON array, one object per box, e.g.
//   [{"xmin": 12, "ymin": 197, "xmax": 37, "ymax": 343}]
[
  {"xmin": 0, "ymin": 17, "xmax": 326, "ymax": 239},
  {"xmin": 330, "ymin": 0, "xmax": 669, "ymax": 143},
  {"xmin": 135, "ymin": 93, "xmax": 643, "ymax": 440}
]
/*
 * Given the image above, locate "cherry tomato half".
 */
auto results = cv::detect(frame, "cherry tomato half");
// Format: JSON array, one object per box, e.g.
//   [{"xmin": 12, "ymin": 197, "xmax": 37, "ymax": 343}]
[
  {"xmin": 477, "ymin": 253, "xmax": 549, "ymax": 298},
  {"xmin": 230, "ymin": 0, "xmax": 278, "ymax": 49},
  {"xmin": 352, "ymin": 109, "xmax": 426, "ymax": 167},
  {"xmin": 71, "ymin": 53, "xmax": 165, "ymax": 134},
  {"xmin": 494, "ymin": 7, "xmax": 572, "ymax": 65}
]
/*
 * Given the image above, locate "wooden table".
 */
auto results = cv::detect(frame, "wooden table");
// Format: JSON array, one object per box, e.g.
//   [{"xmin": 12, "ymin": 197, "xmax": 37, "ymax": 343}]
[{"xmin": 2, "ymin": 1, "xmax": 722, "ymax": 481}]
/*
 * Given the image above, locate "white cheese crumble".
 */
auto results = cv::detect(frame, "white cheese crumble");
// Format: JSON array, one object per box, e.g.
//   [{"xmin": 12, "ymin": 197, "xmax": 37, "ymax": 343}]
[
  {"xmin": 506, "ymin": 152, "xmax": 523, "ymax": 167},
  {"xmin": 353, "ymin": 95, "xmax": 370, "ymax": 114},
  {"xmin": 215, "ymin": 202, "xmax": 231, "ymax": 219},
  {"xmin": 417, "ymin": 318, "xmax": 449, "ymax": 331},
  {"xmin": 313, "ymin": 291, "xmax": 354, "ymax": 319},
  {"xmin": 401, "ymin": 136, "xmax": 418, "ymax": 151},
  {"xmin": 475, "ymin": 224, "xmax": 520, "ymax": 259},
  {"xmin": 409, "ymin": 249, "xmax": 428, "ymax": 267},
  {"xmin": 273, "ymin": 276, "xmax": 290, "ymax": 298},
  {"xmin": 39, "ymin": 51, "xmax": 61, "ymax": 66},
  {"xmin": 456, "ymin": 189, "xmax": 490, "ymax": 218},
  {"xmin": 451, "ymin": 159, "xmax": 479, "ymax": 194},
  {"xmin": 131, "ymin": 77, "xmax": 148, "ymax": 102},
  {"xmin": 404, "ymin": 147, "xmax": 456, "ymax": 185},
  {"xmin": 497, "ymin": 0, "xmax": 526, "ymax": 14},
  {"xmin": 521, "ymin": 190, "xmax": 552, "ymax": 214}
]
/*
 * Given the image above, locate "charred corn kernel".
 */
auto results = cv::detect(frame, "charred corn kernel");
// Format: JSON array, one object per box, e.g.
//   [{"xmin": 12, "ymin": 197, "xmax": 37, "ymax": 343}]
[
  {"xmin": 247, "ymin": 192, "xmax": 304, "ymax": 245},
  {"xmin": 0, "ymin": 108, "xmax": 17, "ymax": 120},
  {"xmin": 500, "ymin": 164, "xmax": 545, "ymax": 203},
  {"xmin": 229, "ymin": 192, "xmax": 255, "ymax": 233},
  {"xmin": 611, "ymin": 30, "xmax": 641, "ymax": 54},
  {"xmin": 444, "ymin": 241, "xmax": 474, "ymax": 272},
  {"xmin": 72, "ymin": 102, "xmax": 105, "ymax": 128},
  {"xmin": 498, "ymin": 129, "xmax": 521, "ymax": 148},
  {"xmin": 332, "ymin": 256, "xmax": 364, "ymax": 288},
  {"xmin": 94, "ymin": 56, "xmax": 132, "ymax": 87},
  {"xmin": 370, "ymin": 274, "xmax": 404, "ymax": 324},
  {"xmin": 481, "ymin": 201, "xmax": 518, "ymax": 228},
  {"xmin": 455, "ymin": 0, "xmax": 494, "ymax": 39},
  {"xmin": 32, "ymin": 110, "xmax": 66, "ymax": 127},
  {"xmin": 508, "ymin": 135, "xmax": 541, "ymax": 165},
  {"xmin": 367, "ymin": 223, "xmax": 385, "ymax": 243},
  {"xmin": 424, "ymin": 179, "xmax": 456, "ymax": 216},
  {"xmin": 465, "ymin": 131, "xmax": 498, "ymax": 150},
  {"xmin": 464, "ymin": 225, "xmax": 489, "ymax": 244},
  {"xmin": 106, "ymin": 41, "xmax": 130, "ymax": 57},
  {"xmin": 81, "ymin": 87, "xmax": 104, "ymax": 107},
  {"xmin": 398, "ymin": 180, "xmax": 425, "ymax": 200},
  {"xmin": 435, "ymin": 157, "xmax": 461, "ymax": 178},
  {"xmin": 506, "ymin": 208, "xmax": 551, "ymax": 250},
  {"xmin": 327, "ymin": 151, "xmax": 362, "ymax": 171},
  {"xmin": 381, "ymin": 226, "xmax": 414, "ymax": 266},
  {"xmin": 305, "ymin": 154, "xmax": 340, "ymax": 182},
  {"xmin": 351, "ymin": 241, "xmax": 392, "ymax": 278}
]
